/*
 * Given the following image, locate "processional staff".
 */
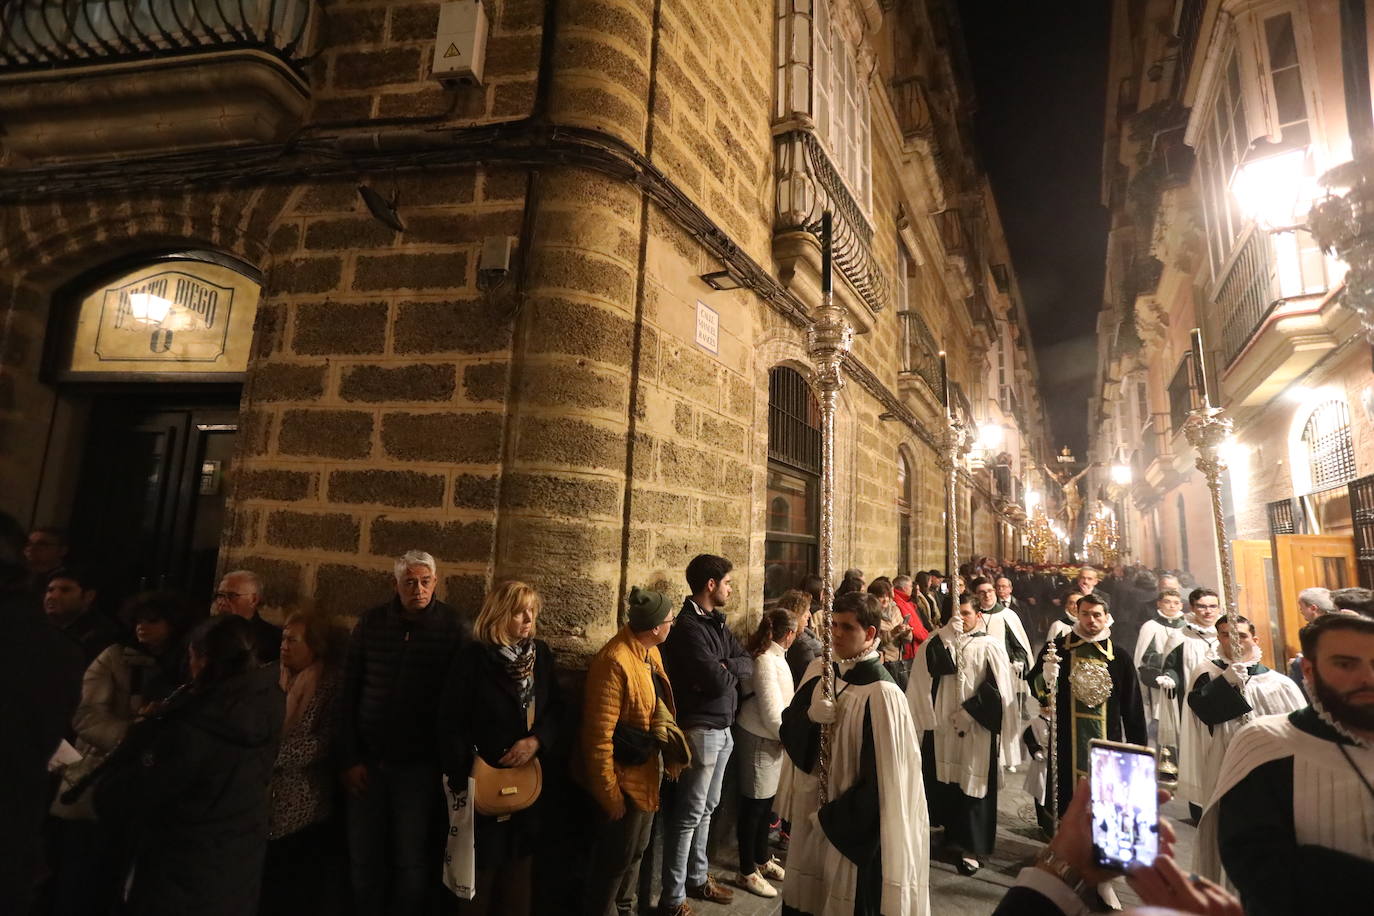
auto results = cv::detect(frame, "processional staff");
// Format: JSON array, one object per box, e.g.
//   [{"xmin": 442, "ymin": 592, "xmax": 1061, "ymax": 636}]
[
  {"xmin": 808, "ymin": 211, "xmax": 852, "ymax": 804},
  {"xmin": 1183, "ymin": 327, "xmax": 1244, "ymax": 665}
]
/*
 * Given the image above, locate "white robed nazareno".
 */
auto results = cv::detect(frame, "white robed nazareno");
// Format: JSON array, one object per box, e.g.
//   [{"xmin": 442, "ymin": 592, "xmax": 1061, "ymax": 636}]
[
  {"xmin": 779, "ymin": 651, "xmax": 930, "ymax": 916},
  {"xmin": 1180, "ymin": 657, "xmax": 1306, "ymax": 812},
  {"xmin": 907, "ymin": 620, "xmax": 1017, "ymax": 798},
  {"xmin": 1195, "ymin": 711, "xmax": 1374, "ymax": 885},
  {"xmin": 981, "ymin": 607, "xmax": 1033, "ymax": 767},
  {"xmin": 1166, "ymin": 625, "xmax": 1221, "ymax": 806}
]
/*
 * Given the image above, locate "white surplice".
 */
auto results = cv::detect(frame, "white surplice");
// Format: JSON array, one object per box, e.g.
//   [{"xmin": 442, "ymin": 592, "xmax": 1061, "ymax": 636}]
[
  {"xmin": 982, "ymin": 606, "xmax": 1033, "ymax": 767},
  {"xmin": 907, "ymin": 621, "xmax": 1017, "ymax": 798},
  {"xmin": 779, "ymin": 652, "xmax": 930, "ymax": 916},
  {"xmin": 1169, "ymin": 625, "xmax": 1220, "ymax": 806}
]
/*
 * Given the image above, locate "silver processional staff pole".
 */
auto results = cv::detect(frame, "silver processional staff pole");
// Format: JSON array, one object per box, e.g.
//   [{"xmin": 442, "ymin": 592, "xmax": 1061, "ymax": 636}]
[{"xmin": 809, "ymin": 211, "xmax": 852, "ymax": 805}]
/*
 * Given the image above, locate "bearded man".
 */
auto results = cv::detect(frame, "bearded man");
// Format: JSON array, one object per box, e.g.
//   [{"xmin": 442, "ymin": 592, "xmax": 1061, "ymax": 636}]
[{"xmin": 1196, "ymin": 612, "xmax": 1374, "ymax": 914}]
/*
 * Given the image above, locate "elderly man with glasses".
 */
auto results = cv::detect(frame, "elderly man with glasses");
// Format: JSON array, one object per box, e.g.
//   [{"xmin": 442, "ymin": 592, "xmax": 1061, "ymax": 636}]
[{"xmin": 212, "ymin": 569, "xmax": 282, "ymax": 663}]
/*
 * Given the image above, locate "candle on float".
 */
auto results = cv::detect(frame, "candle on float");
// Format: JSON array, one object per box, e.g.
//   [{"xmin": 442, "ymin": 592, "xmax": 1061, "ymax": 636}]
[
  {"xmin": 939, "ymin": 350, "xmax": 950, "ymax": 418},
  {"xmin": 1190, "ymin": 327, "xmax": 1213, "ymax": 409},
  {"xmin": 821, "ymin": 211, "xmax": 833, "ymax": 297}
]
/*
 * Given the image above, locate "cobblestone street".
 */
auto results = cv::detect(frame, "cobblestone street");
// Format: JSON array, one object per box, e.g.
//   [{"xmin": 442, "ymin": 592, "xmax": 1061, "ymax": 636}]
[{"xmin": 635, "ymin": 774, "xmax": 1198, "ymax": 915}]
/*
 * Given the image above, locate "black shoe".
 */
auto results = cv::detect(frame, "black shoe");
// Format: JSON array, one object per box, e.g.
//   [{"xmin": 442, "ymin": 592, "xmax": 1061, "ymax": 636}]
[{"xmin": 956, "ymin": 858, "xmax": 981, "ymax": 877}]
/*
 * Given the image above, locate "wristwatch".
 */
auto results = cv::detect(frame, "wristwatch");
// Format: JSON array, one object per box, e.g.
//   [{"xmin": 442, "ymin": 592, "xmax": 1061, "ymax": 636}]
[{"xmin": 1034, "ymin": 846, "xmax": 1088, "ymax": 896}]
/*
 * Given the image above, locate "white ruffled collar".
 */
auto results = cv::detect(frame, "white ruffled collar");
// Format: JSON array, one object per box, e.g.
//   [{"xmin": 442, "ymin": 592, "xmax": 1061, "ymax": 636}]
[
  {"xmin": 1071, "ymin": 624, "xmax": 1112, "ymax": 643},
  {"xmin": 837, "ymin": 645, "xmax": 880, "ymax": 673},
  {"xmin": 1307, "ymin": 684, "xmax": 1374, "ymax": 749}
]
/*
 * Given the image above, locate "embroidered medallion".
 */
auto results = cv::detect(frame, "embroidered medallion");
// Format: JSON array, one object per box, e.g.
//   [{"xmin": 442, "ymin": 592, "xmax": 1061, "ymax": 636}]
[{"xmin": 1070, "ymin": 658, "xmax": 1113, "ymax": 708}]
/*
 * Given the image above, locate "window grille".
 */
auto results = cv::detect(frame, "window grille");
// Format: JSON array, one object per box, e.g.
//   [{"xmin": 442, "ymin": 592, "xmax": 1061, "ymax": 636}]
[
  {"xmin": 1198, "ymin": 52, "xmax": 1250, "ymax": 278},
  {"xmin": 1216, "ymin": 229, "xmax": 1278, "ymax": 366},
  {"xmin": 1349, "ymin": 474, "xmax": 1374, "ymax": 589},
  {"xmin": 768, "ymin": 366, "xmax": 822, "ymax": 473},
  {"xmin": 1167, "ymin": 355, "xmax": 1196, "ymax": 434},
  {"xmin": 1303, "ymin": 400, "xmax": 1356, "ymax": 491}
]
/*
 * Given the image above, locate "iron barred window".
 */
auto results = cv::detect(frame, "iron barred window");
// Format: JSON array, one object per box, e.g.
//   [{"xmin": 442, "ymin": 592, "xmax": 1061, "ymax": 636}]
[
  {"xmin": 1303, "ymin": 400, "xmax": 1356, "ymax": 491},
  {"xmin": 767, "ymin": 366, "xmax": 821, "ymax": 473}
]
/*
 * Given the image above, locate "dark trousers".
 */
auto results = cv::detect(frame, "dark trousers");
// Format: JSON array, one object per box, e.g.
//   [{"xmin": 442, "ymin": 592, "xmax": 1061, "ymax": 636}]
[
  {"xmin": 736, "ymin": 795, "xmax": 775, "ymax": 875},
  {"xmin": 261, "ymin": 819, "xmax": 345, "ymax": 915},
  {"xmin": 456, "ymin": 855, "xmax": 532, "ymax": 916},
  {"xmin": 346, "ymin": 761, "xmax": 442, "ymax": 916},
  {"xmin": 583, "ymin": 796, "xmax": 655, "ymax": 916}
]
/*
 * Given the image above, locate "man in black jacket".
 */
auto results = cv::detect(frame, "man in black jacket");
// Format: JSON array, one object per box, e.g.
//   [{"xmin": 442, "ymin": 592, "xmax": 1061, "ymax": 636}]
[
  {"xmin": 338, "ymin": 549, "xmax": 472, "ymax": 916},
  {"xmin": 658, "ymin": 554, "xmax": 753, "ymax": 914}
]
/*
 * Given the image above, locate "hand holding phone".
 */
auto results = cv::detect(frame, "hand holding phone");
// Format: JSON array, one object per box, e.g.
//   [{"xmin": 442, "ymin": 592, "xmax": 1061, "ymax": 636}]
[{"xmin": 1089, "ymin": 739, "xmax": 1160, "ymax": 871}]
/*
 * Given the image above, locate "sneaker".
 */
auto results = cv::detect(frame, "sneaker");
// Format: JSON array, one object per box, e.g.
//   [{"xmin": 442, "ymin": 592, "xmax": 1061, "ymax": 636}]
[
  {"xmin": 772, "ymin": 827, "xmax": 790, "ymax": 851},
  {"xmin": 659, "ymin": 903, "xmax": 695, "ymax": 916},
  {"xmin": 686, "ymin": 875, "xmax": 734, "ymax": 903},
  {"xmin": 734, "ymin": 871, "xmax": 779, "ymax": 898},
  {"xmin": 758, "ymin": 857, "xmax": 786, "ymax": 881}
]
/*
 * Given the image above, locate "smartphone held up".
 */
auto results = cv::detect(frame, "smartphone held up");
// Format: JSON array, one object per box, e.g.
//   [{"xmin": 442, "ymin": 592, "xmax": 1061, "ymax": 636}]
[{"xmin": 1089, "ymin": 739, "xmax": 1159, "ymax": 871}]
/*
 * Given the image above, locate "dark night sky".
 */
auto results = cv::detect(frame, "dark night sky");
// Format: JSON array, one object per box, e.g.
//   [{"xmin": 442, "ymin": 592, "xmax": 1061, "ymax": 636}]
[{"xmin": 957, "ymin": 0, "xmax": 1111, "ymax": 458}]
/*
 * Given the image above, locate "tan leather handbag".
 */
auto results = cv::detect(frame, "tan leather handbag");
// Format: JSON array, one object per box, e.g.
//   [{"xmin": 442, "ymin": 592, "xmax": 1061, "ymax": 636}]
[{"xmin": 470, "ymin": 699, "xmax": 542, "ymax": 817}]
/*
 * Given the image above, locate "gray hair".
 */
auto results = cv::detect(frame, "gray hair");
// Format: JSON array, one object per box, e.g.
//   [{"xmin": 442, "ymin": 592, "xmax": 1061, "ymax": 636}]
[
  {"xmin": 394, "ymin": 550, "xmax": 437, "ymax": 580},
  {"xmin": 222, "ymin": 569, "xmax": 263, "ymax": 596},
  {"xmin": 1298, "ymin": 586, "xmax": 1335, "ymax": 614},
  {"xmin": 892, "ymin": 575, "xmax": 913, "ymax": 590}
]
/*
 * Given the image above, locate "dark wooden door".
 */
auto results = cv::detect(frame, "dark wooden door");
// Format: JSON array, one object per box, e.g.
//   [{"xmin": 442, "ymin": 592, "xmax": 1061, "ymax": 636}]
[{"xmin": 70, "ymin": 400, "xmax": 237, "ymax": 609}]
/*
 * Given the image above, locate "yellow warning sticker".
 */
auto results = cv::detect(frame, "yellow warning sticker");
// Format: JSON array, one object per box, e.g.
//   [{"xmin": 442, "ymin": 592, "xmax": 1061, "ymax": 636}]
[{"xmin": 444, "ymin": 43, "xmax": 462, "ymax": 59}]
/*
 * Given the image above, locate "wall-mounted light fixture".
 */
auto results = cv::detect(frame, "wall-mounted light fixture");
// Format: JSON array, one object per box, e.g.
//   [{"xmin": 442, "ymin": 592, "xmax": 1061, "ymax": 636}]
[
  {"xmin": 358, "ymin": 184, "xmax": 405, "ymax": 232},
  {"xmin": 700, "ymin": 266, "xmax": 745, "ymax": 290}
]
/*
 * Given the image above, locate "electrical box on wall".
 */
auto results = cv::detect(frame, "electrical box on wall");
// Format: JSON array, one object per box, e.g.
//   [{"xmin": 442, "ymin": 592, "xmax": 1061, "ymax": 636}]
[{"xmin": 432, "ymin": 0, "xmax": 488, "ymax": 88}]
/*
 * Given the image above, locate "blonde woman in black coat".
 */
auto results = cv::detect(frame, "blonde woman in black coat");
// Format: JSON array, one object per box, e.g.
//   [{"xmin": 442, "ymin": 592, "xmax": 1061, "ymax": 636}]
[{"xmin": 438, "ymin": 580, "xmax": 563, "ymax": 916}]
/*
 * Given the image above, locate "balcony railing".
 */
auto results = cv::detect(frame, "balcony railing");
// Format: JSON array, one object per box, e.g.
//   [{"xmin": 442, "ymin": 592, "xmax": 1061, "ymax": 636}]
[
  {"xmin": 0, "ymin": 0, "xmax": 313, "ymax": 74},
  {"xmin": 1215, "ymin": 229, "xmax": 1279, "ymax": 366},
  {"xmin": 900, "ymin": 308, "xmax": 942, "ymax": 397},
  {"xmin": 775, "ymin": 128, "xmax": 890, "ymax": 313}
]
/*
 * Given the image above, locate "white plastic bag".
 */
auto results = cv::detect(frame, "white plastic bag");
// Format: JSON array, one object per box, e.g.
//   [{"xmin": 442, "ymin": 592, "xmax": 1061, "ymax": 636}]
[{"xmin": 442, "ymin": 776, "xmax": 476, "ymax": 901}]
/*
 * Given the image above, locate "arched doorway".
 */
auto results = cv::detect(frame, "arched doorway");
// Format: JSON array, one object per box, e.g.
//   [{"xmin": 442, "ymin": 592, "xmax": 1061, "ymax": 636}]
[{"xmin": 45, "ymin": 250, "xmax": 261, "ymax": 606}]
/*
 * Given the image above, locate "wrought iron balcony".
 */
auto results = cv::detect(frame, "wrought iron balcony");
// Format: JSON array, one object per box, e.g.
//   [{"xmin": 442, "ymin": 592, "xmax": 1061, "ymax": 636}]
[
  {"xmin": 0, "ymin": 0, "xmax": 312, "ymax": 72},
  {"xmin": 899, "ymin": 308, "xmax": 942, "ymax": 398},
  {"xmin": 0, "ymin": 0, "xmax": 315, "ymax": 160},
  {"xmin": 775, "ymin": 128, "xmax": 890, "ymax": 314},
  {"xmin": 1216, "ymin": 229, "xmax": 1279, "ymax": 367}
]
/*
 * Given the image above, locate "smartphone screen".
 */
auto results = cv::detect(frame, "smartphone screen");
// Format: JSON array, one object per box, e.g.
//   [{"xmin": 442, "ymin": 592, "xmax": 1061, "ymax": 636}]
[{"xmin": 1089, "ymin": 740, "xmax": 1159, "ymax": 870}]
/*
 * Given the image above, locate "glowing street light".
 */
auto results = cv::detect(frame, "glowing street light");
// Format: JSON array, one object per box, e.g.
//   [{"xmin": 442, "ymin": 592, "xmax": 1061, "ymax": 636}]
[
  {"xmin": 1110, "ymin": 463, "xmax": 1132, "ymax": 486},
  {"xmin": 1230, "ymin": 147, "xmax": 1319, "ymax": 231},
  {"xmin": 977, "ymin": 422, "xmax": 1005, "ymax": 451}
]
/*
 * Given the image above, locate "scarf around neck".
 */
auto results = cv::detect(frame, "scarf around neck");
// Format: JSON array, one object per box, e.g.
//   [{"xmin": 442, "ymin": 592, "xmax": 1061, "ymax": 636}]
[
  {"xmin": 279, "ymin": 659, "xmax": 323, "ymax": 735},
  {"xmin": 498, "ymin": 638, "xmax": 537, "ymax": 708},
  {"xmin": 1155, "ymin": 610, "xmax": 1185, "ymax": 628}
]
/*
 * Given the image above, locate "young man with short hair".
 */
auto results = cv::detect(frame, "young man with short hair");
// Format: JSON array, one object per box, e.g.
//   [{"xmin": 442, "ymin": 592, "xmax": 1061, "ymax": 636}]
[
  {"xmin": 1133, "ymin": 588, "xmax": 1189, "ymax": 773},
  {"xmin": 658, "ymin": 554, "xmax": 752, "ymax": 914},
  {"xmin": 1196, "ymin": 612, "xmax": 1374, "ymax": 913},
  {"xmin": 1159, "ymin": 587, "xmax": 1223, "ymax": 814},
  {"xmin": 971, "ymin": 576, "xmax": 1033, "ymax": 766},
  {"xmin": 1182, "ymin": 615, "xmax": 1304, "ymax": 815},
  {"xmin": 908, "ymin": 592, "xmax": 1016, "ymax": 876},
  {"xmin": 44, "ymin": 567, "xmax": 119, "ymax": 664},
  {"xmin": 780, "ymin": 593, "xmax": 929, "ymax": 915},
  {"xmin": 581, "ymin": 587, "xmax": 683, "ymax": 916}
]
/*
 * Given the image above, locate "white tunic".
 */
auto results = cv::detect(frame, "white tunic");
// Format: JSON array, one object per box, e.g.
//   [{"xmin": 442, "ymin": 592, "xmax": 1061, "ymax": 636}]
[
  {"xmin": 780, "ymin": 654, "xmax": 930, "ymax": 916},
  {"xmin": 1195, "ymin": 712, "xmax": 1374, "ymax": 883},
  {"xmin": 983, "ymin": 606, "xmax": 1033, "ymax": 767},
  {"xmin": 1133, "ymin": 614, "xmax": 1187, "ymax": 728},
  {"xmin": 907, "ymin": 622, "xmax": 1017, "ymax": 798},
  {"xmin": 1181, "ymin": 662, "xmax": 1306, "ymax": 807},
  {"xmin": 1169, "ymin": 627, "xmax": 1221, "ymax": 805}
]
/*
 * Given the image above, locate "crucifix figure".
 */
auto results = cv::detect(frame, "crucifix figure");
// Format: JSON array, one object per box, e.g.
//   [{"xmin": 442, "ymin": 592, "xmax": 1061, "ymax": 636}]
[{"xmin": 1041, "ymin": 450, "xmax": 1097, "ymax": 536}]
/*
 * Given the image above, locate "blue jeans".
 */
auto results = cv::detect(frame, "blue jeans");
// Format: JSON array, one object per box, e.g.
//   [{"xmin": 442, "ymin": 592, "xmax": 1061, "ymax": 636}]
[
  {"xmin": 660, "ymin": 726, "xmax": 734, "ymax": 906},
  {"xmin": 346, "ymin": 760, "xmax": 441, "ymax": 916}
]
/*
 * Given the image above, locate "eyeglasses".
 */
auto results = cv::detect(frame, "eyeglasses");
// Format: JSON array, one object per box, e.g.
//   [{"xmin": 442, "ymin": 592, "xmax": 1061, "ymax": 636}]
[{"xmin": 401, "ymin": 578, "xmax": 435, "ymax": 589}]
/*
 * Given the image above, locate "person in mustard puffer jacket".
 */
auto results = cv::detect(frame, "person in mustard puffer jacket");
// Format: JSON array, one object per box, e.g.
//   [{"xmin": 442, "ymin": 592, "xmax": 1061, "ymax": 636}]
[{"xmin": 578, "ymin": 587, "xmax": 687, "ymax": 916}]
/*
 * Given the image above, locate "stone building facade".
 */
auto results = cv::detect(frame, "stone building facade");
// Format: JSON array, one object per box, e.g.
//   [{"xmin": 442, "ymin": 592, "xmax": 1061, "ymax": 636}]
[
  {"xmin": 0, "ymin": 0, "xmax": 1049, "ymax": 653},
  {"xmin": 1089, "ymin": 0, "xmax": 1374, "ymax": 659}
]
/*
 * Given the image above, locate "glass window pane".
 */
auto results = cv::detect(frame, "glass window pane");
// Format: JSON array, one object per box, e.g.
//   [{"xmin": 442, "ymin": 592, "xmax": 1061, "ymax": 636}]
[
  {"xmin": 1265, "ymin": 14, "xmax": 1298, "ymax": 70},
  {"xmin": 1273, "ymin": 67, "xmax": 1306, "ymax": 126}
]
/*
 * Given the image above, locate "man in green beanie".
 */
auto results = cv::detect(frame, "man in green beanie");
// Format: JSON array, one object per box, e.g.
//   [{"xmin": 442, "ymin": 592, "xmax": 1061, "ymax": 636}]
[{"xmin": 579, "ymin": 586, "xmax": 685, "ymax": 916}]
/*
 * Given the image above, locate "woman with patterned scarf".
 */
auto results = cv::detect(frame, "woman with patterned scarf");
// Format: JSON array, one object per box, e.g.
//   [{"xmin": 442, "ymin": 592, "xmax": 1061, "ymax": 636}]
[{"xmin": 438, "ymin": 580, "xmax": 564, "ymax": 915}]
